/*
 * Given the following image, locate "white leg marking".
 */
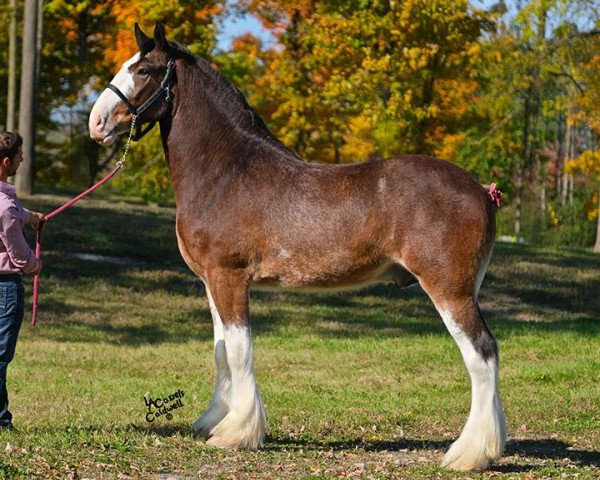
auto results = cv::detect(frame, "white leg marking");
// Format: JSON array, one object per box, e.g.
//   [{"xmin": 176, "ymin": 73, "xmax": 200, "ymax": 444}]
[
  {"xmin": 439, "ymin": 308, "xmax": 507, "ymax": 470},
  {"xmin": 206, "ymin": 323, "xmax": 266, "ymax": 449},
  {"xmin": 192, "ymin": 288, "xmax": 232, "ymax": 437}
]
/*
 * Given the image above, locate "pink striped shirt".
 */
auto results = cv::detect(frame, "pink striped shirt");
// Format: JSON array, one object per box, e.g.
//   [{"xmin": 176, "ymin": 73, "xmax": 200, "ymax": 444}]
[{"xmin": 0, "ymin": 181, "xmax": 40, "ymax": 275}]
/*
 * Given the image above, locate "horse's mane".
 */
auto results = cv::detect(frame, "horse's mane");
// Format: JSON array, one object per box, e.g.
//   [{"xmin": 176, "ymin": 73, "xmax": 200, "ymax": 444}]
[{"xmin": 167, "ymin": 42, "xmax": 296, "ymax": 157}]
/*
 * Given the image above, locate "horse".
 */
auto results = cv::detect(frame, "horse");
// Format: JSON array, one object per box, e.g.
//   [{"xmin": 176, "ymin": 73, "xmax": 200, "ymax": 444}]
[{"xmin": 89, "ymin": 22, "xmax": 507, "ymax": 471}]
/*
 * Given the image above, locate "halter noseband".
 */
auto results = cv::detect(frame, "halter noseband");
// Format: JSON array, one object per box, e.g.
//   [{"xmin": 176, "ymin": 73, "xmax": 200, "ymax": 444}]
[{"xmin": 107, "ymin": 58, "xmax": 176, "ymax": 141}]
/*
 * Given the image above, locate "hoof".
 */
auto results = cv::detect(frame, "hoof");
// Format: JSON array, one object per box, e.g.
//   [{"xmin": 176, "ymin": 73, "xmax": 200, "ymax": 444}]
[
  {"xmin": 441, "ymin": 438, "xmax": 500, "ymax": 471},
  {"xmin": 205, "ymin": 433, "xmax": 260, "ymax": 450},
  {"xmin": 191, "ymin": 421, "xmax": 212, "ymax": 439},
  {"xmin": 441, "ymin": 455, "xmax": 490, "ymax": 471}
]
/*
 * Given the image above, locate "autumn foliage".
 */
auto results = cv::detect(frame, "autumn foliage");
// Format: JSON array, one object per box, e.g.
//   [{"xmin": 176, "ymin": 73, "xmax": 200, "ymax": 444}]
[{"xmin": 0, "ymin": 0, "xmax": 599, "ymax": 248}]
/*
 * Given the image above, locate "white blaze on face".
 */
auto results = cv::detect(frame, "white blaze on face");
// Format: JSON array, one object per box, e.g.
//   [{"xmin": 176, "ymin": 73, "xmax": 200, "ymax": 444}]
[{"xmin": 89, "ymin": 53, "xmax": 140, "ymax": 145}]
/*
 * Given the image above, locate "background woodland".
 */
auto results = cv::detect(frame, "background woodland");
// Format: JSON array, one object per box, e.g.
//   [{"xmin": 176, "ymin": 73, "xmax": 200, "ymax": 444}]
[{"xmin": 1, "ymin": 0, "xmax": 599, "ymax": 250}]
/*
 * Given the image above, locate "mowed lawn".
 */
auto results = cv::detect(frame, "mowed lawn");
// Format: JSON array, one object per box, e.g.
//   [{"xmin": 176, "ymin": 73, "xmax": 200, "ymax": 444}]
[{"xmin": 1, "ymin": 193, "xmax": 598, "ymax": 479}]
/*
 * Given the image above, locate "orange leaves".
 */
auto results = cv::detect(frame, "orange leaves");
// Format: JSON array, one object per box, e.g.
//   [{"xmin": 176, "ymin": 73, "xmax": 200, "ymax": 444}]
[
  {"xmin": 57, "ymin": 17, "xmax": 78, "ymax": 41},
  {"xmin": 100, "ymin": 1, "xmax": 141, "ymax": 73},
  {"xmin": 232, "ymin": 33, "xmax": 264, "ymax": 57},
  {"xmin": 109, "ymin": 2, "xmax": 140, "ymax": 27},
  {"xmin": 434, "ymin": 132, "xmax": 466, "ymax": 162},
  {"xmin": 195, "ymin": 5, "xmax": 223, "ymax": 23},
  {"xmin": 110, "ymin": 30, "xmax": 137, "ymax": 71},
  {"xmin": 84, "ymin": 1, "xmax": 224, "ymax": 75}
]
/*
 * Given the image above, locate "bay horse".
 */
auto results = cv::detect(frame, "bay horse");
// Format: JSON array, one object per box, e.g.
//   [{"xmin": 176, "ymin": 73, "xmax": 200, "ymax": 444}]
[{"xmin": 89, "ymin": 22, "xmax": 506, "ymax": 471}]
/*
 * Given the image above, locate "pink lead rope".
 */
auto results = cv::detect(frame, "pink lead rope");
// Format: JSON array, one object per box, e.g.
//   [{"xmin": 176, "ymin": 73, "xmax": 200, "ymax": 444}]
[
  {"xmin": 31, "ymin": 163, "xmax": 124, "ymax": 326},
  {"xmin": 31, "ymin": 115, "xmax": 137, "ymax": 326}
]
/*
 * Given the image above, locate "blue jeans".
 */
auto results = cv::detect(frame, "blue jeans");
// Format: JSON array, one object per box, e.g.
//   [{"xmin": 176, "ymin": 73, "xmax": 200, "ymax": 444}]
[{"xmin": 0, "ymin": 275, "xmax": 24, "ymax": 426}]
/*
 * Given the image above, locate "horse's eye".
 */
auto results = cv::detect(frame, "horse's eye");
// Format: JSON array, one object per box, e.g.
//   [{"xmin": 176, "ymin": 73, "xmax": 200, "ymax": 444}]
[{"xmin": 138, "ymin": 68, "xmax": 150, "ymax": 76}]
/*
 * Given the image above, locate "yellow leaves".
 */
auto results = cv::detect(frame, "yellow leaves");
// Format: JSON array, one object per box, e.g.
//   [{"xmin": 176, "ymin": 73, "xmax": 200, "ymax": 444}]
[
  {"xmin": 235, "ymin": 0, "xmax": 491, "ymax": 160},
  {"xmin": 435, "ymin": 132, "xmax": 466, "ymax": 162},
  {"xmin": 565, "ymin": 151, "xmax": 600, "ymax": 180},
  {"xmin": 547, "ymin": 203, "xmax": 560, "ymax": 226},
  {"xmin": 339, "ymin": 116, "xmax": 378, "ymax": 162},
  {"xmin": 587, "ymin": 193, "xmax": 599, "ymax": 221},
  {"xmin": 402, "ymin": 47, "xmax": 431, "ymax": 71}
]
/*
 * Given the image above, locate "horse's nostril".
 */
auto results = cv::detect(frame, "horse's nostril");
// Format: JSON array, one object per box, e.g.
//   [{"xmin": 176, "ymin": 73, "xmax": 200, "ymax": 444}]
[{"xmin": 89, "ymin": 114, "xmax": 106, "ymax": 140}]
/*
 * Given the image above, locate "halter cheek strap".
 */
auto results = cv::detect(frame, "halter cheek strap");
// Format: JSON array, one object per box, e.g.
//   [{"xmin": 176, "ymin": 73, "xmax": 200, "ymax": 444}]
[{"xmin": 107, "ymin": 58, "xmax": 176, "ymax": 140}]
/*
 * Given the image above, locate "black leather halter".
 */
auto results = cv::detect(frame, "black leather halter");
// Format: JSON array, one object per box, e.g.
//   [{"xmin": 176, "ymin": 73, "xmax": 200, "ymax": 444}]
[{"xmin": 107, "ymin": 58, "xmax": 176, "ymax": 141}]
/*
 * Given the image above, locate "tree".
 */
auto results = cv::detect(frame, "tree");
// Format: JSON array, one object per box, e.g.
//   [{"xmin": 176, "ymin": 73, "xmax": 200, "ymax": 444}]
[
  {"xmin": 565, "ymin": 151, "xmax": 600, "ymax": 252},
  {"xmin": 16, "ymin": 0, "xmax": 39, "ymax": 195},
  {"xmin": 454, "ymin": 0, "xmax": 600, "ymax": 244},
  {"xmin": 235, "ymin": 0, "xmax": 492, "ymax": 163},
  {"xmin": 566, "ymin": 45, "xmax": 600, "ymax": 252},
  {"xmin": 6, "ymin": 0, "xmax": 18, "ymax": 131}
]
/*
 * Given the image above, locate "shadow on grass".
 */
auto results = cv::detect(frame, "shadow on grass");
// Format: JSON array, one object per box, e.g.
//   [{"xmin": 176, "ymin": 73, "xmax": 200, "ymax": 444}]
[
  {"xmin": 21, "ymin": 199, "xmax": 600, "ymax": 345},
  {"xmin": 497, "ymin": 438, "xmax": 600, "ymax": 472},
  {"xmin": 23, "ymin": 201, "xmax": 182, "ymax": 267},
  {"xmin": 32, "ymin": 305, "xmax": 215, "ymax": 345},
  {"xmin": 28, "ymin": 268, "xmax": 600, "ymax": 345},
  {"xmin": 124, "ymin": 424, "xmax": 600, "ymax": 470},
  {"xmin": 24, "ymin": 420, "xmax": 600, "ymax": 471},
  {"xmin": 264, "ymin": 437, "xmax": 600, "ymax": 470},
  {"xmin": 487, "ymin": 243, "xmax": 600, "ymax": 316}
]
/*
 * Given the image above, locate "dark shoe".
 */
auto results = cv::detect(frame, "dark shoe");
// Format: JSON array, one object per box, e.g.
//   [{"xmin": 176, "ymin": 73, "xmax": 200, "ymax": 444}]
[{"xmin": 0, "ymin": 422, "xmax": 14, "ymax": 431}]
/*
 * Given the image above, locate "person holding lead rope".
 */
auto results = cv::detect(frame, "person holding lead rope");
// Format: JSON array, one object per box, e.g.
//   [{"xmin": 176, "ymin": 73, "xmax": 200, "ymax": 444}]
[{"xmin": 0, "ymin": 131, "xmax": 45, "ymax": 430}]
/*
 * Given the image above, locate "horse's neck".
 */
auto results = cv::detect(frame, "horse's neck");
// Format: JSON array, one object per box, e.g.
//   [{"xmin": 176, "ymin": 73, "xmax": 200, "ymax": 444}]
[
  {"xmin": 161, "ymin": 62, "xmax": 270, "ymax": 198},
  {"xmin": 163, "ymin": 63, "xmax": 294, "ymax": 202}
]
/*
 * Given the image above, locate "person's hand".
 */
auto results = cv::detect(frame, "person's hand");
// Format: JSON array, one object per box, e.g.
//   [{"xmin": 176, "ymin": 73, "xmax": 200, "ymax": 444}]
[
  {"xmin": 30, "ymin": 211, "xmax": 46, "ymax": 231},
  {"xmin": 31, "ymin": 259, "xmax": 43, "ymax": 276}
]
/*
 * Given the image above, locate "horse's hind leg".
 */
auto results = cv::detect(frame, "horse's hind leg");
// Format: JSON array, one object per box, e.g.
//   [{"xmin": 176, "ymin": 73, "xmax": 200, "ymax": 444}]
[
  {"xmin": 428, "ymin": 291, "xmax": 507, "ymax": 470},
  {"xmin": 192, "ymin": 288, "xmax": 232, "ymax": 437},
  {"xmin": 195, "ymin": 272, "xmax": 266, "ymax": 450}
]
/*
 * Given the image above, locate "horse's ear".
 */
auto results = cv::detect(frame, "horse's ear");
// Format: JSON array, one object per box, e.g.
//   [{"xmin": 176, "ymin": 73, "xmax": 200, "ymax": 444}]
[
  {"xmin": 134, "ymin": 23, "xmax": 150, "ymax": 50},
  {"xmin": 154, "ymin": 21, "xmax": 168, "ymax": 52}
]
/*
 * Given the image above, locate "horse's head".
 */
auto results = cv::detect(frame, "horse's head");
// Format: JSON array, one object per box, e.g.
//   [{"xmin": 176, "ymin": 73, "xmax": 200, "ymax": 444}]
[{"xmin": 89, "ymin": 22, "xmax": 175, "ymax": 145}]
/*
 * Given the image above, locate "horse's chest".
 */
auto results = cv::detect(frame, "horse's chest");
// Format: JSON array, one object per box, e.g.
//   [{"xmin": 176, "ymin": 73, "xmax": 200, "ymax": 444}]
[
  {"xmin": 175, "ymin": 213, "xmax": 257, "ymax": 277},
  {"xmin": 175, "ymin": 217, "xmax": 210, "ymax": 279}
]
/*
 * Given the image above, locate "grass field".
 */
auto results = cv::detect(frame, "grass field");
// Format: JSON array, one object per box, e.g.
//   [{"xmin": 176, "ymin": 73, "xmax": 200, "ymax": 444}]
[{"xmin": 0, "ymin": 193, "xmax": 598, "ymax": 479}]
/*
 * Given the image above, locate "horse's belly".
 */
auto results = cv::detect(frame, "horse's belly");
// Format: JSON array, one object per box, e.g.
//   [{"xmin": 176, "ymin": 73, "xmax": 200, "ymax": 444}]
[{"xmin": 252, "ymin": 258, "xmax": 414, "ymax": 292}]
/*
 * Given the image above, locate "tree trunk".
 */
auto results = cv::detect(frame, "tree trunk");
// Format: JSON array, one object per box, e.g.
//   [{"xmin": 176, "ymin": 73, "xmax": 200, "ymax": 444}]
[
  {"xmin": 594, "ymin": 191, "xmax": 600, "ymax": 253},
  {"xmin": 561, "ymin": 116, "xmax": 572, "ymax": 205},
  {"xmin": 36, "ymin": 0, "xmax": 44, "ymax": 87},
  {"xmin": 515, "ymin": 93, "xmax": 534, "ymax": 240},
  {"xmin": 556, "ymin": 112, "xmax": 565, "ymax": 198},
  {"xmin": 514, "ymin": 165, "xmax": 524, "ymax": 240},
  {"xmin": 16, "ymin": 0, "xmax": 39, "ymax": 196},
  {"xmin": 6, "ymin": 0, "xmax": 18, "ymax": 131}
]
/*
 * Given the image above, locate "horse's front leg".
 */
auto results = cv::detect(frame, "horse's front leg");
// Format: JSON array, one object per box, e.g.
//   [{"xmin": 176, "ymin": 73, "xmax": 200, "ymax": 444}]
[
  {"xmin": 192, "ymin": 287, "xmax": 232, "ymax": 437},
  {"xmin": 194, "ymin": 270, "xmax": 266, "ymax": 450}
]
